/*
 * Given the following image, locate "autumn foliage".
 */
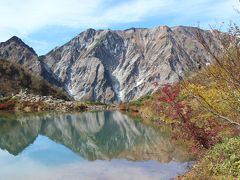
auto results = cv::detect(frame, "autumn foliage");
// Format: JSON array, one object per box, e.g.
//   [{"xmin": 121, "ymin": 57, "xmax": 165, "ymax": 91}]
[
  {"xmin": 157, "ymin": 84, "xmax": 222, "ymax": 149},
  {"xmin": 154, "ymin": 25, "xmax": 240, "ymax": 149},
  {"xmin": 185, "ymin": 25, "xmax": 240, "ymax": 126},
  {"xmin": 0, "ymin": 100, "xmax": 16, "ymax": 110}
]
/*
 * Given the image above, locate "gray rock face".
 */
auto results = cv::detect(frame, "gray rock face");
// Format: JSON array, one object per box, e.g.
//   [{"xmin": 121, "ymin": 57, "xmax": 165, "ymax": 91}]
[
  {"xmin": 0, "ymin": 36, "xmax": 42, "ymax": 74},
  {"xmin": 43, "ymin": 26, "xmax": 217, "ymax": 103},
  {"xmin": 0, "ymin": 26, "xmax": 219, "ymax": 103}
]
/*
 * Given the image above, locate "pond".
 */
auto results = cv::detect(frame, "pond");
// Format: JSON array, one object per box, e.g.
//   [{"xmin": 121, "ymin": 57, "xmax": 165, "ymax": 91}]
[{"xmin": 0, "ymin": 111, "xmax": 193, "ymax": 180}]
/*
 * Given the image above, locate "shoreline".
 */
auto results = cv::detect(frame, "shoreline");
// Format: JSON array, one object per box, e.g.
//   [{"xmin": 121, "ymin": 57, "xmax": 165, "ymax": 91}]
[{"xmin": 0, "ymin": 92, "xmax": 118, "ymax": 113}]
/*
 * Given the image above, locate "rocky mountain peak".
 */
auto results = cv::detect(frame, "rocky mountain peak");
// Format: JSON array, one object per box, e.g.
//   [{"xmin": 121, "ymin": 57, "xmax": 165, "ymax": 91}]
[
  {"xmin": 86, "ymin": 28, "xmax": 96, "ymax": 34},
  {"xmin": 7, "ymin": 36, "xmax": 23, "ymax": 43},
  {"xmin": 3, "ymin": 36, "xmax": 37, "ymax": 56},
  {"xmin": 0, "ymin": 36, "xmax": 41, "ymax": 74}
]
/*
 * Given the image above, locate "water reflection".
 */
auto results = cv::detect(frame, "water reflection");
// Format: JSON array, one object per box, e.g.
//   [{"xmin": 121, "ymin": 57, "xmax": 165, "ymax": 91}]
[
  {"xmin": 0, "ymin": 111, "xmax": 193, "ymax": 180},
  {"xmin": 0, "ymin": 111, "xmax": 190, "ymax": 162}
]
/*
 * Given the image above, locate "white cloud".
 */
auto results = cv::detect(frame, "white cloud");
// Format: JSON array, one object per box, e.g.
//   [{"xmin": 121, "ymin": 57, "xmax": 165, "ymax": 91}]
[
  {"xmin": 0, "ymin": 0, "xmax": 104, "ymax": 38},
  {"xmin": 101, "ymin": 0, "xmax": 171, "ymax": 23},
  {"xmin": 0, "ymin": 0, "xmax": 239, "ymax": 45},
  {"xmin": 163, "ymin": 0, "xmax": 239, "ymax": 28}
]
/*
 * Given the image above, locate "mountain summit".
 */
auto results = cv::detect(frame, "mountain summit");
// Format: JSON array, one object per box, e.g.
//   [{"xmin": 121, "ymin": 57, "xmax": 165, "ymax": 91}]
[{"xmin": 0, "ymin": 36, "xmax": 41, "ymax": 74}]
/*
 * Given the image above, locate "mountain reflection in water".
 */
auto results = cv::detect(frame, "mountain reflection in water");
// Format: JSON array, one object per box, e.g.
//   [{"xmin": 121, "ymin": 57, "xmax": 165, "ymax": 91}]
[{"xmin": 0, "ymin": 111, "xmax": 193, "ymax": 180}]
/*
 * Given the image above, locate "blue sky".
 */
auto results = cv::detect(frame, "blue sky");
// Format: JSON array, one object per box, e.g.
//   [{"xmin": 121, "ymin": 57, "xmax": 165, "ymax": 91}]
[{"xmin": 0, "ymin": 0, "xmax": 239, "ymax": 55}]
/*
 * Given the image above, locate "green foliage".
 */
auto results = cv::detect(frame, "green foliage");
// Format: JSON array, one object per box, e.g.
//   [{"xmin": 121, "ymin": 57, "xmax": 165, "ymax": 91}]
[
  {"xmin": 184, "ymin": 137, "xmax": 240, "ymax": 179},
  {"xmin": 130, "ymin": 95, "xmax": 153, "ymax": 107},
  {"xmin": 206, "ymin": 137, "xmax": 240, "ymax": 177}
]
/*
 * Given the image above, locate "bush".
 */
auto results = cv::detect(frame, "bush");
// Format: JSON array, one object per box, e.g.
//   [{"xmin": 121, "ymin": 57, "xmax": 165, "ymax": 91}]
[{"xmin": 0, "ymin": 100, "xmax": 16, "ymax": 110}]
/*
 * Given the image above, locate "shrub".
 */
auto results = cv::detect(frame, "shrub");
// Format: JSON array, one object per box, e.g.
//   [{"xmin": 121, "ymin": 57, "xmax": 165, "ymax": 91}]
[
  {"xmin": 0, "ymin": 100, "xmax": 16, "ymax": 110},
  {"xmin": 157, "ymin": 83, "xmax": 222, "ymax": 149}
]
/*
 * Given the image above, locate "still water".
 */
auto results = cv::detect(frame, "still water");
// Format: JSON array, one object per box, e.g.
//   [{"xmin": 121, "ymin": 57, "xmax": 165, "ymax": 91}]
[{"xmin": 0, "ymin": 111, "xmax": 193, "ymax": 180}]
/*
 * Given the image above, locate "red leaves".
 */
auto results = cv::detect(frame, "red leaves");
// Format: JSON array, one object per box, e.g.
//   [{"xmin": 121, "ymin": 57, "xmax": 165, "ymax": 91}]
[
  {"xmin": 159, "ymin": 84, "xmax": 180, "ymax": 103},
  {"xmin": 0, "ymin": 100, "xmax": 16, "ymax": 110},
  {"xmin": 158, "ymin": 83, "xmax": 192, "ymax": 122},
  {"xmin": 157, "ymin": 84, "xmax": 217, "ymax": 149}
]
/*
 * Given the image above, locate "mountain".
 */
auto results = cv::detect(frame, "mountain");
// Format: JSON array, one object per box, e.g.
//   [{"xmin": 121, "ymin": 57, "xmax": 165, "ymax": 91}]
[
  {"xmin": 0, "ymin": 60, "xmax": 70, "ymax": 100},
  {"xmin": 0, "ymin": 37, "xmax": 69, "ymax": 98},
  {"xmin": 0, "ymin": 36, "xmax": 42, "ymax": 74},
  {"xmin": 43, "ymin": 26, "xmax": 218, "ymax": 103},
  {"xmin": 0, "ymin": 36, "xmax": 63, "ymax": 87},
  {"xmin": 0, "ymin": 26, "xmax": 220, "ymax": 103}
]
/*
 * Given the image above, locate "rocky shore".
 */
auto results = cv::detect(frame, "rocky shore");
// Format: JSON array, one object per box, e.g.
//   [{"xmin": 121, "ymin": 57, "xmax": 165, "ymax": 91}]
[{"xmin": 0, "ymin": 90, "xmax": 117, "ymax": 112}]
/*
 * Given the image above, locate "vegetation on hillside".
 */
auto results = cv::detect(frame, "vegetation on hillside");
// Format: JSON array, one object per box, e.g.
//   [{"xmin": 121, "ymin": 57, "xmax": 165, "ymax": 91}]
[
  {"xmin": 182, "ymin": 136, "xmax": 240, "ymax": 179},
  {"xmin": 0, "ymin": 59, "xmax": 70, "ymax": 100}
]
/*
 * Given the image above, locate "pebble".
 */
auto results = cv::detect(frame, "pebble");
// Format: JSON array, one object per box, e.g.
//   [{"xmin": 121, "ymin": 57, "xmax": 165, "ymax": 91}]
[{"xmin": 12, "ymin": 90, "xmax": 117, "ymax": 112}]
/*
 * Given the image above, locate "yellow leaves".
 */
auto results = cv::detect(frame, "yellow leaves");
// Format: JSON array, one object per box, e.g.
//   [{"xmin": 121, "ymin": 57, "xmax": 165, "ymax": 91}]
[
  {"xmin": 187, "ymin": 84, "xmax": 205, "ymax": 93},
  {"xmin": 186, "ymin": 82, "xmax": 240, "ymax": 120},
  {"xmin": 161, "ymin": 116, "xmax": 179, "ymax": 124}
]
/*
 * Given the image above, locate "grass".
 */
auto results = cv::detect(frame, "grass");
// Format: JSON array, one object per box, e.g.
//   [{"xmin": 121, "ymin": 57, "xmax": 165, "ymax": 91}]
[{"xmin": 182, "ymin": 136, "xmax": 240, "ymax": 179}]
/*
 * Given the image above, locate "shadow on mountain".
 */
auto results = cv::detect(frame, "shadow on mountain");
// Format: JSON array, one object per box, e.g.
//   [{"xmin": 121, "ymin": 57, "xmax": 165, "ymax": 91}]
[{"xmin": 0, "ymin": 111, "xmax": 192, "ymax": 162}]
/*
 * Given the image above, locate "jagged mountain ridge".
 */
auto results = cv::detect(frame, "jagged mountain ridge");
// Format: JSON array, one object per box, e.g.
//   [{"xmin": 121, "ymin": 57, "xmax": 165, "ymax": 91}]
[
  {"xmin": 0, "ymin": 26, "xmax": 219, "ymax": 103},
  {"xmin": 43, "ymin": 26, "xmax": 217, "ymax": 103}
]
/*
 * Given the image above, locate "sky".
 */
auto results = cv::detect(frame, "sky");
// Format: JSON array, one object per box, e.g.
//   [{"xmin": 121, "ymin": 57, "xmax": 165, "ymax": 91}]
[{"xmin": 0, "ymin": 0, "xmax": 239, "ymax": 55}]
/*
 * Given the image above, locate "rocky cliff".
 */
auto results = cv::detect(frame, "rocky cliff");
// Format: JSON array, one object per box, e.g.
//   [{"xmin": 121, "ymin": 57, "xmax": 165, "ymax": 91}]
[
  {"xmin": 0, "ymin": 26, "xmax": 219, "ymax": 103},
  {"xmin": 43, "ymin": 26, "xmax": 218, "ymax": 103}
]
